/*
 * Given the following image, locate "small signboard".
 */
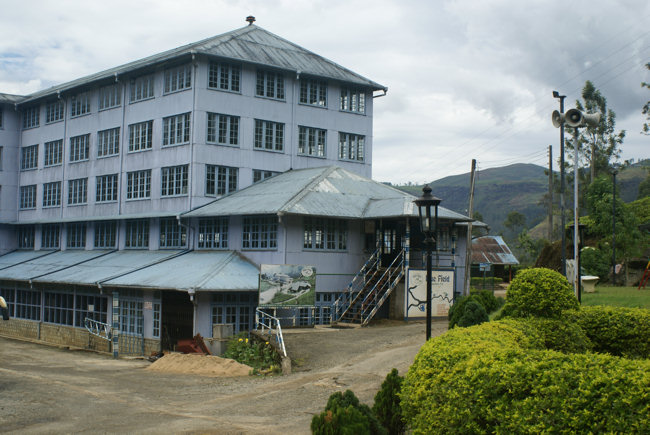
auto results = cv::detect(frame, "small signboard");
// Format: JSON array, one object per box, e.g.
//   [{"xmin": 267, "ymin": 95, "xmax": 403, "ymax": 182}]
[
  {"xmin": 406, "ymin": 269, "xmax": 454, "ymax": 318},
  {"xmin": 259, "ymin": 264, "xmax": 316, "ymax": 306},
  {"xmin": 479, "ymin": 263, "xmax": 491, "ymax": 272}
]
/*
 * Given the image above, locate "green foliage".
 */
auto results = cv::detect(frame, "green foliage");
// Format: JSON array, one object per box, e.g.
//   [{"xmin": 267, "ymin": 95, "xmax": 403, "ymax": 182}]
[
  {"xmin": 500, "ymin": 267, "xmax": 578, "ymax": 319},
  {"xmin": 470, "ymin": 289, "xmax": 505, "ymax": 313},
  {"xmin": 470, "ymin": 276, "xmax": 503, "ymax": 287},
  {"xmin": 582, "ymin": 285, "xmax": 650, "ymax": 309},
  {"xmin": 312, "ymin": 390, "xmax": 386, "ymax": 435},
  {"xmin": 449, "ymin": 291, "xmax": 504, "ymax": 329},
  {"xmin": 580, "ymin": 246, "xmax": 610, "ymax": 278},
  {"xmin": 456, "ymin": 299, "xmax": 488, "ymax": 327},
  {"xmin": 372, "ymin": 369, "xmax": 405, "ymax": 435},
  {"xmin": 400, "ymin": 319, "xmax": 650, "ymax": 434},
  {"xmin": 565, "ymin": 306, "xmax": 650, "ymax": 359},
  {"xmin": 638, "ymin": 174, "xmax": 650, "ymax": 198},
  {"xmin": 523, "ymin": 317, "xmax": 593, "ymax": 354},
  {"xmin": 224, "ymin": 333, "xmax": 281, "ymax": 374}
]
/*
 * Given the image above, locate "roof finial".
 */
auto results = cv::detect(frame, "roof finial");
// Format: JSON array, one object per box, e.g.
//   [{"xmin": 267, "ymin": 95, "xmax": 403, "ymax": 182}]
[{"xmin": 246, "ymin": 16, "xmax": 256, "ymax": 26}]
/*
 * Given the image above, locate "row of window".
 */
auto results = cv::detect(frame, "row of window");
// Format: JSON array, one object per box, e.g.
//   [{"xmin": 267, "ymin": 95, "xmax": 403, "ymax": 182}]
[
  {"xmin": 20, "ymin": 62, "xmax": 367, "ymax": 130},
  {"xmin": 16, "ymin": 216, "xmax": 347, "ymax": 252}
]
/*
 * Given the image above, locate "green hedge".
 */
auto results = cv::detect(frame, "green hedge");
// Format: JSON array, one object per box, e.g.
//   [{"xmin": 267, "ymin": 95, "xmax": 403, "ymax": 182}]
[{"xmin": 401, "ymin": 319, "xmax": 650, "ymax": 434}]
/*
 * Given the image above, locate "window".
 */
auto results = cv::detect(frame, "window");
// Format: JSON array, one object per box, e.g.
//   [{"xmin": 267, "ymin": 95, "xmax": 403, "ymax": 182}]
[
  {"xmin": 99, "ymin": 84, "xmax": 121, "ymax": 110},
  {"xmin": 153, "ymin": 300, "xmax": 161, "ymax": 338},
  {"xmin": 22, "ymin": 106, "xmax": 39, "ymax": 129},
  {"xmin": 96, "ymin": 174, "xmax": 118, "ymax": 202},
  {"xmin": 69, "ymin": 134, "xmax": 90, "ymax": 162},
  {"xmin": 75, "ymin": 293, "xmax": 108, "ymax": 326},
  {"xmin": 119, "ymin": 291, "xmax": 144, "ymax": 335},
  {"xmin": 43, "ymin": 181, "xmax": 61, "ymax": 207},
  {"xmin": 44, "ymin": 140, "xmax": 63, "ymax": 167},
  {"xmin": 46, "ymin": 101, "xmax": 64, "ymax": 123},
  {"xmin": 206, "ymin": 113, "xmax": 239, "ymax": 146},
  {"xmin": 206, "ymin": 165, "xmax": 237, "ymax": 196},
  {"xmin": 198, "ymin": 217, "xmax": 228, "ymax": 249},
  {"xmin": 41, "ymin": 224, "xmax": 60, "ymax": 249},
  {"xmin": 125, "ymin": 219, "xmax": 149, "ymax": 248},
  {"xmin": 164, "ymin": 64, "xmax": 192, "ymax": 93},
  {"xmin": 67, "ymin": 178, "xmax": 87, "ymax": 205},
  {"xmin": 18, "ymin": 225, "xmax": 35, "ymax": 248},
  {"xmin": 298, "ymin": 126, "xmax": 326, "ymax": 157},
  {"xmin": 128, "ymin": 120, "xmax": 153, "ymax": 152},
  {"xmin": 211, "ymin": 292, "xmax": 256, "ymax": 334},
  {"xmin": 338, "ymin": 132, "xmax": 365, "ymax": 162},
  {"xmin": 303, "ymin": 217, "xmax": 347, "ymax": 251},
  {"xmin": 242, "ymin": 216, "xmax": 277, "ymax": 249},
  {"xmin": 19, "ymin": 185, "xmax": 36, "ymax": 209},
  {"xmin": 13, "ymin": 288, "xmax": 41, "ymax": 320},
  {"xmin": 256, "ymin": 70, "xmax": 284, "ymax": 99},
  {"xmin": 94, "ymin": 221, "xmax": 116, "ymax": 248},
  {"xmin": 252, "ymin": 169, "xmax": 279, "ymax": 184},
  {"xmin": 130, "ymin": 75, "xmax": 154, "ymax": 102},
  {"xmin": 161, "ymin": 165, "xmax": 188, "ymax": 196},
  {"xmin": 340, "ymin": 88, "xmax": 366, "ymax": 114},
  {"xmin": 162, "ymin": 113, "xmax": 190, "ymax": 146},
  {"xmin": 126, "ymin": 170, "xmax": 151, "ymax": 200},
  {"xmin": 208, "ymin": 62, "xmax": 241, "ymax": 92},
  {"xmin": 66, "ymin": 223, "xmax": 86, "ymax": 249},
  {"xmin": 300, "ymin": 79, "xmax": 327, "ymax": 107},
  {"xmin": 159, "ymin": 217, "xmax": 186, "ymax": 248},
  {"xmin": 254, "ymin": 119, "xmax": 284, "ymax": 151},
  {"xmin": 21, "ymin": 144, "xmax": 38, "ymax": 170},
  {"xmin": 97, "ymin": 127, "xmax": 120, "ymax": 157},
  {"xmin": 44, "ymin": 291, "xmax": 73, "ymax": 325},
  {"xmin": 70, "ymin": 92, "xmax": 90, "ymax": 117}
]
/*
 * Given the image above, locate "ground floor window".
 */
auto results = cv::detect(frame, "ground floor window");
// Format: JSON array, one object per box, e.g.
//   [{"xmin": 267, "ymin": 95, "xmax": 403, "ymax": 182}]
[
  {"xmin": 0, "ymin": 287, "xmax": 41, "ymax": 321},
  {"xmin": 211, "ymin": 292, "xmax": 257, "ymax": 334},
  {"xmin": 119, "ymin": 290, "xmax": 144, "ymax": 336},
  {"xmin": 42, "ymin": 289, "xmax": 109, "ymax": 327}
]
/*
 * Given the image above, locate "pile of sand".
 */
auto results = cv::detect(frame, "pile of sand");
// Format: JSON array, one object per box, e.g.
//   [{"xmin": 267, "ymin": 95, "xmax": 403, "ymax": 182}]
[{"xmin": 146, "ymin": 353, "xmax": 252, "ymax": 377}]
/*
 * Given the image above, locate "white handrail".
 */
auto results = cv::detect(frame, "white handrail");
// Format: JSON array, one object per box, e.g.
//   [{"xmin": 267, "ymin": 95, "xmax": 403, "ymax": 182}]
[{"xmin": 255, "ymin": 309, "xmax": 287, "ymax": 357}]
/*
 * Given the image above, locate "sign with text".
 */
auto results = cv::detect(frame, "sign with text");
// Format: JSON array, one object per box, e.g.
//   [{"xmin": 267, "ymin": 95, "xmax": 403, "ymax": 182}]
[
  {"xmin": 259, "ymin": 264, "xmax": 316, "ymax": 306},
  {"xmin": 406, "ymin": 269, "xmax": 454, "ymax": 318}
]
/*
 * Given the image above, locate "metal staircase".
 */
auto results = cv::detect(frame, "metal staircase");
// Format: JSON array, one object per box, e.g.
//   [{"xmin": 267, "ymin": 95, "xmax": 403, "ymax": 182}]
[{"xmin": 333, "ymin": 247, "xmax": 405, "ymax": 327}]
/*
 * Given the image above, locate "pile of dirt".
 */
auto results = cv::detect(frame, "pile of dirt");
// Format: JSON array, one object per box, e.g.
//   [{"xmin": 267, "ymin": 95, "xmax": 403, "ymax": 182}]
[{"xmin": 146, "ymin": 353, "xmax": 252, "ymax": 377}]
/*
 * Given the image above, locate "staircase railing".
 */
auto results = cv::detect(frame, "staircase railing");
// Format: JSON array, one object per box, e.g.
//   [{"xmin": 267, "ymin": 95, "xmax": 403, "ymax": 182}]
[
  {"xmin": 359, "ymin": 249, "xmax": 405, "ymax": 325},
  {"xmin": 333, "ymin": 246, "xmax": 382, "ymax": 322},
  {"xmin": 255, "ymin": 308, "xmax": 287, "ymax": 357},
  {"xmin": 84, "ymin": 317, "xmax": 112, "ymax": 341}
]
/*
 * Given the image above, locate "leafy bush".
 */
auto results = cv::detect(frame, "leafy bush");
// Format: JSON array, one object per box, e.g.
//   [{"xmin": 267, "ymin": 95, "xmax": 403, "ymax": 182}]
[
  {"xmin": 500, "ymin": 267, "xmax": 578, "ymax": 319},
  {"xmin": 470, "ymin": 289, "xmax": 505, "ymax": 313},
  {"xmin": 400, "ymin": 319, "xmax": 650, "ymax": 434},
  {"xmin": 456, "ymin": 299, "xmax": 489, "ymax": 328},
  {"xmin": 312, "ymin": 390, "xmax": 386, "ymax": 435},
  {"xmin": 372, "ymin": 369, "xmax": 405, "ymax": 435},
  {"xmin": 565, "ymin": 306, "xmax": 650, "ymax": 359},
  {"xmin": 224, "ymin": 333, "xmax": 281, "ymax": 374},
  {"xmin": 449, "ymin": 291, "xmax": 503, "ymax": 329},
  {"xmin": 522, "ymin": 318, "xmax": 592, "ymax": 354},
  {"xmin": 580, "ymin": 246, "xmax": 610, "ymax": 279}
]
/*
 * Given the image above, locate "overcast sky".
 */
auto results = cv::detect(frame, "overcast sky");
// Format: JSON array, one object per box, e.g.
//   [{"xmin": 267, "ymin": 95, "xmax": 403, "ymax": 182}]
[{"xmin": 1, "ymin": 0, "xmax": 648, "ymax": 184}]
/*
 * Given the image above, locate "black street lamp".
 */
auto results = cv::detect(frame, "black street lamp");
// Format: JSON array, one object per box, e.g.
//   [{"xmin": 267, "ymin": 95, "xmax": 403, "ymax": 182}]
[
  {"xmin": 414, "ymin": 185, "xmax": 441, "ymax": 340},
  {"xmin": 612, "ymin": 169, "xmax": 618, "ymax": 286}
]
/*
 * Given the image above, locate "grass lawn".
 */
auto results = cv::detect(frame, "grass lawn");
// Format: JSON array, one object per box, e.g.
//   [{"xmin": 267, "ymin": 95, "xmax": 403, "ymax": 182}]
[{"xmin": 581, "ymin": 285, "xmax": 650, "ymax": 309}]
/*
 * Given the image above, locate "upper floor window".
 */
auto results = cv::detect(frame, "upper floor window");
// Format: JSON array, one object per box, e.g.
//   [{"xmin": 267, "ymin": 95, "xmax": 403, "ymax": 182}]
[
  {"xmin": 43, "ymin": 181, "xmax": 62, "ymax": 207},
  {"xmin": 254, "ymin": 120, "xmax": 284, "ymax": 152},
  {"xmin": 206, "ymin": 165, "xmax": 237, "ymax": 196},
  {"xmin": 303, "ymin": 217, "xmax": 347, "ymax": 251},
  {"xmin": 67, "ymin": 178, "xmax": 88, "ymax": 205},
  {"xmin": 18, "ymin": 225, "xmax": 35, "ymax": 249},
  {"xmin": 256, "ymin": 70, "xmax": 284, "ymax": 100},
  {"xmin": 94, "ymin": 221, "xmax": 116, "ymax": 248},
  {"xmin": 125, "ymin": 219, "xmax": 149, "ymax": 249},
  {"xmin": 126, "ymin": 170, "xmax": 151, "ymax": 200},
  {"xmin": 44, "ymin": 140, "xmax": 63, "ymax": 167},
  {"xmin": 207, "ymin": 113, "xmax": 239, "ymax": 146},
  {"xmin": 253, "ymin": 169, "xmax": 279, "ymax": 184},
  {"xmin": 338, "ymin": 132, "xmax": 365, "ymax": 162},
  {"xmin": 99, "ymin": 84, "xmax": 121, "ymax": 110},
  {"xmin": 198, "ymin": 217, "xmax": 228, "ymax": 249},
  {"xmin": 208, "ymin": 62, "xmax": 240, "ymax": 92},
  {"xmin": 19, "ymin": 185, "xmax": 37, "ymax": 210},
  {"xmin": 300, "ymin": 79, "xmax": 327, "ymax": 107},
  {"xmin": 46, "ymin": 101, "xmax": 64, "ymax": 123},
  {"xmin": 161, "ymin": 165, "xmax": 188, "ymax": 197},
  {"xmin": 69, "ymin": 134, "xmax": 90, "ymax": 162},
  {"xmin": 242, "ymin": 216, "xmax": 277, "ymax": 250},
  {"xmin": 41, "ymin": 224, "xmax": 60, "ymax": 249},
  {"xmin": 130, "ymin": 75, "xmax": 154, "ymax": 103},
  {"xmin": 164, "ymin": 64, "xmax": 192, "ymax": 94},
  {"xmin": 340, "ymin": 88, "xmax": 366, "ymax": 114},
  {"xmin": 128, "ymin": 120, "xmax": 153, "ymax": 152},
  {"xmin": 66, "ymin": 223, "xmax": 86, "ymax": 249},
  {"xmin": 159, "ymin": 217, "xmax": 186, "ymax": 248},
  {"xmin": 98, "ymin": 127, "xmax": 120, "ymax": 157},
  {"xmin": 22, "ymin": 106, "xmax": 39, "ymax": 129},
  {"xmin": 96, "ymin": 174, "xmax": 118, "ymax": 203},
  {"xmin": 70, "ymin": 93, "xmax": 90, "ymax": 117},
  {"xmin": 298, "ymin": 126, "xmax": 326, "ymax": 157},
  {"xmin": 20, "ymin": 144, "xmax": 38, "ymax": 170},
  {"xmin": 162, "ymin": 113, "xmax": 190, "ymax": 146}
]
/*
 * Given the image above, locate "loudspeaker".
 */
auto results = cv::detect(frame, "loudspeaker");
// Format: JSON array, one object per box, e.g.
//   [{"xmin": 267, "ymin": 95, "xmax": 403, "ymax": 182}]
[
  {"xmin": 552, "ymin": 110, "xmax": 564, "ymax": 128},
  {"xmin": 565, "ymin": 109, "xmax": 601, "ymax": 128}
]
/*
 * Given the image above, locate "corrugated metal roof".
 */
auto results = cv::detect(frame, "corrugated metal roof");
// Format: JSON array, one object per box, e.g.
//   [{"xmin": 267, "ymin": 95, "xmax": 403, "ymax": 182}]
[
  {"xmin": 471, "ymin": 236, "xmax": 519, "ymax": 265},
  {"xmin": 0, "ymin": 250, "xmax": 113, "ymax": 281},
  {"xmin": 3, "ymin": 210, "xmax": 179, "ymax": 226},
  {"xmin": 103, "ymin": 251, "xmax": 259, "ymax": 292},
  {"xmin": 0, "ymin": 93, "xmax": 24, "ymax": 104},
  {"xmin": 0, "ymin": 250, "xmax": 54, "ymax": 270},
  {"xmin": 19, "ymin": 25, "xmax": 385, "ymax": 104},
  {"xmin": 183, "ymin": 166, "xmax": 473, "ymax": 222}
]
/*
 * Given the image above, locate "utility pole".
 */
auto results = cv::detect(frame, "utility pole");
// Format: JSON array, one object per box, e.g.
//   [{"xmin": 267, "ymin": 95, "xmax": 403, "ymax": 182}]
[
  {"xmin": 548, "ymin": 145, "xmax": 553, "ymax": 241},
  {"xmin": 464, "ymin": 159, "xmax": 476, "ymax": 297},
  {"xmin": 553, "ymin": 91, "xmax": 567, "ymax": 277}
]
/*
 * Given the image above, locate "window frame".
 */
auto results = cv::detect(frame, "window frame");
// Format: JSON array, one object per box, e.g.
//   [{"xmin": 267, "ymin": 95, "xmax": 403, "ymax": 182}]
[
  {"xmin": 252, "ymin": 169, "xmax": 279, "ymax": 184},
  {"xmin": 159, "ymin": 217, "xmax": 187, "ymax": 248},
  {"xmin": 125, "ymin": 219, "xmax": 150, "ymax": 249},
  {"xmin": 205, "ymin": 165, "xmax": 238, "ymax": 196},
  {"xmin": 242, "ymin": 216, "xmax": 278, "ymax": 250},
  {"xmin": 197, "ymin": 217, "xmax": 229, "ymax": 249},
  {"xmin": 255, "ymin": 70, "xmax": 285, "ymax": 100},
  {"xmin": 66, "ymin": 223, "xmax": 87, "ymax": 249},
  {"xmin": 70, "ymin": 92, "xmax": 91, "ymax": 118},
  {"xmin": 208, "ymin": 62, "xmax": 241, "ymax": 93},
  {"xmin": 94, "ymin": 221, "xmax": 117, "ymax": 248},
  {"xmin": 254, "ymin": 119, "xmax": 284, "ymax": 152},
  {"xmin": 44, "ymin": 140, "xmax": 63, "ymax": 167},
  {"xmin": 162, "ymin": 113, "xmax": 191, "ymax": 147},
  {"xmin": 97, "ymin": 127, "xmax": 120, "ymax": 157},
  {"xmin": 69, "ymin": 134, "xmax": 90, "ymax": 162},
  {"xmin": 303, "ymin": 217, "xmax": 348, "ymax": 251},
  {"xmin": 163, "ymin": 64, "xmax": 192, "ymax": 94},
  {"xmin": 129, "ymin": 75, "xmax": 155, "ymax": 103},
  {"xmin": 20, "ymin": 144, "xmax": 39, "ymax": 171},
  {"xmin": 96, "ymin": 174, "xmax": 118, "ymax": 203},
  {"xmin": 338, "ymin": 132, "xmax": 365, "ymax": 162},
  {"xmin": 41, "ymin": 224, "xmax": 61, "ymax": 249},
  {"xmin": 298, "ymin": 126, "xmax": 327, "ymax": 158},
  {"xmin": 161, "ymin": 165, "xmax": 189, "ymax": 197},
  {"xmin": 67, "ymin": 178, "xmax": 88, "ymax": 206},
  {"xmin": 19, "ymin": 185, "xmax": 37, "ymax": 210},
  {"xmin": 98, "ymin": 84, "xmax": 122, "ymax": 111},
  {"xmin": 128, "ymin": 120, "xmax": 153, "ymax": 152},
  {"xmin": 22, "ymin": 106, "xmax": 40, "ymax": 129},
  {"xmin": 206, "ymin": 112, "xmax": 239, "ymax": 146},
  {"xmin": 45, "ymin": 100, "xmax": 64, "ymax": 124},
  {"xmin": 42, "ymin": 181, "xmax": 62, "ymax": 208},
  {"xmin": 18, "ymin": 225, "xmax": 35, "ymax": 248},
  {"xmin": 300, "ymin": 78, "xmax": 328, "ymax": 107},
  {"xmin": 340, "ymin": 88, "xmax": 367, "ymax": 114},
  {"xmin": 126, "ymin": 170, "xmax": 151, "ymax": 200}
]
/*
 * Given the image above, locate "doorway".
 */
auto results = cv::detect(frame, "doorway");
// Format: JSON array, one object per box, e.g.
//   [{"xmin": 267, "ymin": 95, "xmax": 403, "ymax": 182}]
[{"xmin": 161, "ymin": 290, "xmax": 194, "ymax": 351}]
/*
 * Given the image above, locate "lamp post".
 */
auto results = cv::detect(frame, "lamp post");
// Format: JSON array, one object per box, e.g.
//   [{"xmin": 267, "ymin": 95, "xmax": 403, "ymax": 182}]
[
  {"xmin": 569, "ymin": 223, "xmax": 586, "ymax": 303},
  {"xmin": 553, "ymin": 91, "xmax": 567, "ymax": 277},
  {"xmin": 612, "ymin": 169, "xmax": 618, "ymax": 286},
  {"xmin": 414, "ymin": 185, "xmax": 441, "ymax": 341}
]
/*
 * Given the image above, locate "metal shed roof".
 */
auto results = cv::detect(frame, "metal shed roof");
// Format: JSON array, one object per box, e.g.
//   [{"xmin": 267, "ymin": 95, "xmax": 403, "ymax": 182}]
[
  {"xmin": 0, "ymin": 250, "xmax": 113, "ymax": 282},
  {"xmin": 471, "ymin": 236, "xmax": 519, "ymax": 265},
  {"xmin": 183, "ymin": 166, "xmax": 473, "ymax": 222},
  {"xmin": 0, "ymin": 250, "xmax": 54, "ymax": 271}
]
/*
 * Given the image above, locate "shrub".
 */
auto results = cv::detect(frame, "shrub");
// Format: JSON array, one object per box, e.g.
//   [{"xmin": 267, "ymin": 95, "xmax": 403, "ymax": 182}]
[
  {"xmin": 400, "ymin": 319, "xmax": 650, "ymax": 434},
  {"xmin": 580, "ymin": 246, "xmax": 610, "ymax": 279},
  {"xmin": 224, "ymin": 333, "xmax": 281, "ymax": 373},
  {"xmin": 372, "ymin": 369, "xmax": 405, "ymax": 435},
  {"xmin": 500, "ymin": 267, "xmax": 578, "ymax": 319},
  {"xmin": 522, "ymin": 318, "xmax": 592, "ymax": 354},
  {"xmin": 456, "ymin": 299, "xmax": 488, "ymax": 328},
  {"xmin": 312, "ymin": 390, "xmax": 386, "ymax": 435},
  {"xmin": 449, "ymin": 291, "xmax": 503, "ymax": 329},
  {"xmin": 470, "ymin": 289, "xmax": 505, "ymax": 313}
]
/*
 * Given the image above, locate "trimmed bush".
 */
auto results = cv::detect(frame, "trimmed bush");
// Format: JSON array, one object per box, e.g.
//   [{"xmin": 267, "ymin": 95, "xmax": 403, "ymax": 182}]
[
  {"xmin": 400, "ymin": 319, "xmax": 650, "ymax": 434},
  {"xmin": 449, "ymin": 291, "xmax": 504, "ymax": 329},
  {"xmin": 522, "ymin": 317, "xmax": 593, "ymax": 354},
  {"xmin": 372, "ymin": 369, "xmax": 405, "ymax": 435},
  {"xmin": 456, "ymin": 299, "xmax": 488, "ymax": 327},
  {"xmin": 312, "ymin": 390, "xmax": 386, "ymax": 435},
  {"xmin": 500, "ymin": 267, "xmax": 578, "ymax": 319},
  {"xmin": 470, "ymin": 289, "xmax": 505, "ymax": 313}
]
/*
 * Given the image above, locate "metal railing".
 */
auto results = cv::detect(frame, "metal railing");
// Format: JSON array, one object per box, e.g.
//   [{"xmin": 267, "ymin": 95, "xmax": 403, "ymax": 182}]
[
  {"xmin": 84, "ymin": 317, "xmax": 112, "ymax": 341},
  {"xmin": 359, "ymin": 249, "xmax": 405, "ymax": 325},
  {"xmin": 255, "ymin": 308, "xmax": 287, "ymax": 357},
  {"xmin": 333, "ymin": 246, "xmax": 381, "ymax": 321}
]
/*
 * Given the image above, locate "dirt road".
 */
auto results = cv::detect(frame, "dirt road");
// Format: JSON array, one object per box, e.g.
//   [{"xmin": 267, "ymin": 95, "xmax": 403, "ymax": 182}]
[{"xmin": 0, "ymin": 320, "xmax": 447, "ymax": 434}]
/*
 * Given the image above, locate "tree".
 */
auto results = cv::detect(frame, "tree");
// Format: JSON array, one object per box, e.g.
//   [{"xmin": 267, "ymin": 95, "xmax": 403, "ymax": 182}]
[
  {"xmin": 642, "ymin": 62, "xmax": 650, "ymax": 135},
  {"xmin": 503, "ymin": 211, "xmax": 526, "ymax": 236},
  {"xmin": 638, "ymin": 174, "xmax": 650, "ymax": 199}
]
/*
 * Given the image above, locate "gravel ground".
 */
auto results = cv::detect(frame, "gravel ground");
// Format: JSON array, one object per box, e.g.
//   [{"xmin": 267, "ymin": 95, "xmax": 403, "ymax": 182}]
[{"xmin": 0, "ymin": 319, "xmax": 447, "ymax": 434}]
